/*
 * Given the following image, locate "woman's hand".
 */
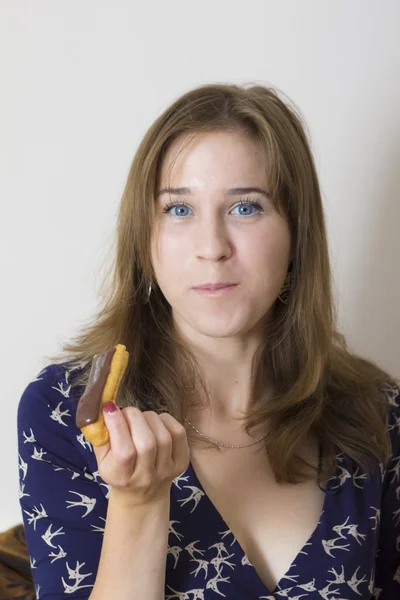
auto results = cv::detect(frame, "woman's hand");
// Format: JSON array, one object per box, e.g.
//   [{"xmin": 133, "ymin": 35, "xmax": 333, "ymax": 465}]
[{"xmin": 93, "ymin": 403, "xmax": 190, "ymax": 507}]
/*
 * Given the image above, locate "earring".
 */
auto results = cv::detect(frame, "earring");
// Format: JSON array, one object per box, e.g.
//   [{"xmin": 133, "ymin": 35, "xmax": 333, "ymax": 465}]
[
  {"xmin": 145, "ymin": 282, "xmax": 152, "ymax": 303},
  {"xmin": 277, "ymin": 265, "xmax": 294, "ymax": 304}
]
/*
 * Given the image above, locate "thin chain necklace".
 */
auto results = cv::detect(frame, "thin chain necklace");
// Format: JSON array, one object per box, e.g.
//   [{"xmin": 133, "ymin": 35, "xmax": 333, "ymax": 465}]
[
  {"xmin": 184, "ymin": 419, "xmax": 330, "ymax": 493},
  {"xmin": 183, "ymin": 417, "xmax": 269, "ymax": 448}
]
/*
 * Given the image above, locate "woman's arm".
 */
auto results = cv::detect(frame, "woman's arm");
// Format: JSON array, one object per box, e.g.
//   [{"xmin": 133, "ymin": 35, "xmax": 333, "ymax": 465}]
[
  {"xmin": 89, "ymin": 489, "xmax": 170, "ymax": 599},
  {"xmin": 18, "ymin": 366, "xmax": 108, "ymax": 598},
  {"xmin": 18, "ymin": 363, "xmax": 189, "ymax": 599},
  {"xmin": 373, "ymin": 381, "xmax": 400, "ymax": 599}
]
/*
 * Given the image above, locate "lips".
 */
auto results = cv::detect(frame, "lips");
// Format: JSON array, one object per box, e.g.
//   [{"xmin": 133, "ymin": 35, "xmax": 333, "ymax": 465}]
[{"xmin": 193, "ymin": 283, "xmax": 237, "ymax": 291}]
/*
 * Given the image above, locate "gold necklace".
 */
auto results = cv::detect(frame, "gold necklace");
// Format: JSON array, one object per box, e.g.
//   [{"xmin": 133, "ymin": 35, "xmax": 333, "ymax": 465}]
[{"xmin": 183, "ymin": 417, "xmax": 268, "ymax": 449}]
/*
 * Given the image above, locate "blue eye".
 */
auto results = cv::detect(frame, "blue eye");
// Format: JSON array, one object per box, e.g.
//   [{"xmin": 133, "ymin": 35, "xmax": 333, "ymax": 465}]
[
  {"xmin": 163, "ymin": 201, "xmax": 191, "ymax": 217},
  {"xmin": 162, "ymin": 198, "xmax": 264, "ymax": 218},
  {"xmin": 232, "ymin": 200, "xmax": 264, "ymax": 216}
]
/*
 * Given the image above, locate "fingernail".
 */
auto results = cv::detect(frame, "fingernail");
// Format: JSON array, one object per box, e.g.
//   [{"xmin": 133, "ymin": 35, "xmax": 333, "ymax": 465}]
[{"xmin": 103, "ymin": 401, "xmax": 118, "ymax": 414}]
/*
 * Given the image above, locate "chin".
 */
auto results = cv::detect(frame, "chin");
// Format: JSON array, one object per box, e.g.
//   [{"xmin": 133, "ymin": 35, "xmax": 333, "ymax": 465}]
[{"xmin": 191, "ymin": 316, "xmax": 254, "ymax": 339}]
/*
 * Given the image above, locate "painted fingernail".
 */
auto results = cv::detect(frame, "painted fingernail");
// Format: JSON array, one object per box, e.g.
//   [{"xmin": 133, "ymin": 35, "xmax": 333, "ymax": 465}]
[{"xmin": 103, "ymin": 401, "xmax": 118, "ymax": 414}]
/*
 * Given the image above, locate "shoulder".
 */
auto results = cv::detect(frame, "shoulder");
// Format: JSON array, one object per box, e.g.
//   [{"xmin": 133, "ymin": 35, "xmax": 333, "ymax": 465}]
[
  {"xmin": 381, "ymin": 378, "xmax": 400, "ymax": 406},
  {"xmin": 379, "ymin": 379, "xmax": 400, "ymax": 488},
  {"xmin": 17, "ymin": 361, "xmax": 101, "ymax": 485},
  {"xmin": 17, "ymin": 361, "xmax": 88, "ymax": 443},
  {"xmin": 381, "ymin": 378, "xmax": 400, "ymax": 438}
]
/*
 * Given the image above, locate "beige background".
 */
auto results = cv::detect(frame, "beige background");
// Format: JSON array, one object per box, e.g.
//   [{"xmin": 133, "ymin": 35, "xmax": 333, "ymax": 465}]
[{"xmin": 1, "ymin": 0, "xmax": 399, "ymax": 531}]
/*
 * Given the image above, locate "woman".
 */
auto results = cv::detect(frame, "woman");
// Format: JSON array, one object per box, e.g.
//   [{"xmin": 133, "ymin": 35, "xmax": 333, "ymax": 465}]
[{"xmin": 17, "ymin": 83, "xmax": 400, "ymax": 599}]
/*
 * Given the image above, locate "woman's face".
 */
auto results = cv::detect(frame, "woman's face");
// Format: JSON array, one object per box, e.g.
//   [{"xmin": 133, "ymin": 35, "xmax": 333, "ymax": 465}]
[{"xmin": 150, "ymin": 130, "xmax": 292, "ymax": 341}]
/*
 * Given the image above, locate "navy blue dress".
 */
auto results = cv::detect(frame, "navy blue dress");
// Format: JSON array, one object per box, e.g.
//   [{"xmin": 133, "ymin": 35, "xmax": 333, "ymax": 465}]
[{"xmin": 17, "ymin": 363, "xmax": 400, "ymax": 599}]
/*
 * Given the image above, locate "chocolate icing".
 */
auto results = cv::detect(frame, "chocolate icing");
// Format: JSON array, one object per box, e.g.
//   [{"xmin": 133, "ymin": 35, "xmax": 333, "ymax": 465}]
[{"xmin": 75, "ymin": 347, "xmax": 117, "ymax": 429}]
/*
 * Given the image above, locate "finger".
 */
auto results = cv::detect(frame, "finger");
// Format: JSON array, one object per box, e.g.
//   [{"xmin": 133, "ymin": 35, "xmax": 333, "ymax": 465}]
[
  {"xmin": 122, "ymin": 408, "xmax": 158, "ymax": 477},
  {"xmin": 141, "ymin": 411, "xmax": 173, "ymax": 473},
  {"xmin": 159, "ymin": 413, "xmax": 191, "ymax": 473},
  {"xmin": 96, "ymin": 403, "xmax": 138, "ymax": 476},
  {"xmin": 92, "ymin": 438, "xmax": 110, "ymax": 467}
]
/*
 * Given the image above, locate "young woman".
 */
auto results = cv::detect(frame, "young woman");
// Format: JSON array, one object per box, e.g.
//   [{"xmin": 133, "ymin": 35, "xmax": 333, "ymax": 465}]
[{"xmin": 17, "ymin": 83, "xmax": 400, "ymax": 600}]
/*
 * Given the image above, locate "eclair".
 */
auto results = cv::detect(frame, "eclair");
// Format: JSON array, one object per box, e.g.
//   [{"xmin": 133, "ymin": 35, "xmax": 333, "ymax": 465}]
[{"xmin": 75, "ymin": 344, "xmax": 129, "ymax": 447}]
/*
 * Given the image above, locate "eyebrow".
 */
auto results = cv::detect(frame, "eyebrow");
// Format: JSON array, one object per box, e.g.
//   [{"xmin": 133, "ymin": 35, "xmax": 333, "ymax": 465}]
[{"xmin": 156, "ymin": 186, "xmax": 270, "ymax": 198}]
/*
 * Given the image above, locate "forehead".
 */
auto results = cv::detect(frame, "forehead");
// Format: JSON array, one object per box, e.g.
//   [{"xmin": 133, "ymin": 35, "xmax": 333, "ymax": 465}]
[{"xmin": 158, "ymin": 130, "xmax": 267, "ymax": 188}]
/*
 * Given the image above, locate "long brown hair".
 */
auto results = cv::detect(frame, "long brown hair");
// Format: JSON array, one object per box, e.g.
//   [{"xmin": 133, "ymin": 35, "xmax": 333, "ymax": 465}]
[{"xmin": 45, "ymin": 82, "xmax": 399, "ymax": 485}]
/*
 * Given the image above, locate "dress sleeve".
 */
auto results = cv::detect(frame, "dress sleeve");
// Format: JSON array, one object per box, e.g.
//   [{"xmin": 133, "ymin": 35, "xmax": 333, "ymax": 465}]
[
  {"xmin": 373, "ymin": 380, "xmax": 400, "ymax": 599},
  {"xmin": 17, "ymin": 364, "xmax": 109, "ymax": 600}
]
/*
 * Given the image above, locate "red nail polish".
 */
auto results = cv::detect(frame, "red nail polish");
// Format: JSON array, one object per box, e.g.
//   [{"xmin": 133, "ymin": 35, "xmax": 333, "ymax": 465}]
[{"xmin": 103, "ymin": 401, "xmax": 118, "ymax": 414}]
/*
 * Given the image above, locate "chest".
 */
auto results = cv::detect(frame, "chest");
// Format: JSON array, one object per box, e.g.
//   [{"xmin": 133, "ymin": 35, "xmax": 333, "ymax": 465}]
[{"xmin": 189, "ymin": 445, "xmax": 326, "ymax": 592}]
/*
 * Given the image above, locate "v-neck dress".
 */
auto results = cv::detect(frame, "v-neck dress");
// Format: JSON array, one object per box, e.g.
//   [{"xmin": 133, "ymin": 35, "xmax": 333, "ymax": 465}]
[{"xmin": 17, "ymin": 363, "xmax": 400, "ymax": 599}]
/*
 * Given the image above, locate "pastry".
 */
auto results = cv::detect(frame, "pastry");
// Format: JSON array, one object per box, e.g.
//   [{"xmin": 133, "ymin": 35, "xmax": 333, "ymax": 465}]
[{"xmin": 75, "ymin": 344, "xmax": 129, "ymax": 447}]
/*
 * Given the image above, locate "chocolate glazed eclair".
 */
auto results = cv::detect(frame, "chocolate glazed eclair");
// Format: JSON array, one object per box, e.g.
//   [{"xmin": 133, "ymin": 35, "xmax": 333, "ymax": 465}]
[{"xmin": 76, "ymin": 344, "xmax": 129, "ymax": 447}]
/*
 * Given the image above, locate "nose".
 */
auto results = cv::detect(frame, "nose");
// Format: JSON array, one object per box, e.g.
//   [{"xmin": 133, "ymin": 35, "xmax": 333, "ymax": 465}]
[{"xmin": 194, "ymin": 216, "xmax": 233, "ymax": 261}]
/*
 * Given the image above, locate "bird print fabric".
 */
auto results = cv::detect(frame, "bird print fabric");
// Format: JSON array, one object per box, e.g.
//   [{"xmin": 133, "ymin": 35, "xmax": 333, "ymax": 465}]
[{"xmin": 17, "ymin": 363, "xmax": 400, "ymax": 599}]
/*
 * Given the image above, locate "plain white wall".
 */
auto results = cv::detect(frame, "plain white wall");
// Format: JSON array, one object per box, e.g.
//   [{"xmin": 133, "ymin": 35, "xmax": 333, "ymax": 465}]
[{"xmin": 1, "ymin": 0, "xmax": 399, "ymax": 532}]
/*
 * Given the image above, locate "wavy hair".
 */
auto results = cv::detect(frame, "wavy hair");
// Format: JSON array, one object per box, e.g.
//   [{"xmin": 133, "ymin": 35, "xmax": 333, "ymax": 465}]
[{"xmin": 46, "ymin": 82, "xmax": 399, "ymax": 485}]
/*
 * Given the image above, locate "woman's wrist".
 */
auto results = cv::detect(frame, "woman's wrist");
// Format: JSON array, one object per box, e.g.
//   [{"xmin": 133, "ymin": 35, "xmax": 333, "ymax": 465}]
[{"xmin": 108, "ymin": 485, "xmax": 171, "ymax": 512}]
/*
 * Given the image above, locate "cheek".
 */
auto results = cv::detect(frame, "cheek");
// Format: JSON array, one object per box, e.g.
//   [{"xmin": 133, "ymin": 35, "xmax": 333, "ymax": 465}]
[
  {"xmin": 237, "ymin": 231, "xmax": 291, "ymax": 291},
  {"xmin": 153, "ymin": 227, "xmax": 183, "ymax": 259},
  {"xmin": 150, "ymin": 235, "xmax": 186, "ymax": 290},
  {"xmin": 237, "ymin": 231, "xmax": 289, "ymax": 267}
]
